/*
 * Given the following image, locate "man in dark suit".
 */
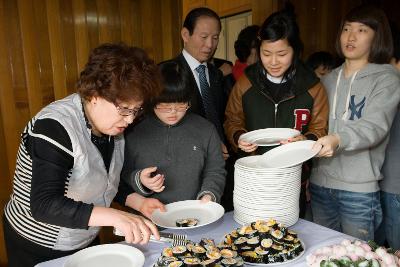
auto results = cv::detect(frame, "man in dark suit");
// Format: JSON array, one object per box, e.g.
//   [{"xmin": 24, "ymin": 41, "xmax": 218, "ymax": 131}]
[{"xmin": 171, "ymin": 7, "xmax": 229, "ymax": 159}]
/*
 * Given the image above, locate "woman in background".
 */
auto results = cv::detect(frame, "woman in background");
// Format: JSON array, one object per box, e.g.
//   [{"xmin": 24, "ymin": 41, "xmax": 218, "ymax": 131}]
[{"xmin": 232, "ymin": 25, "xmax": 260, "ymax": 81}]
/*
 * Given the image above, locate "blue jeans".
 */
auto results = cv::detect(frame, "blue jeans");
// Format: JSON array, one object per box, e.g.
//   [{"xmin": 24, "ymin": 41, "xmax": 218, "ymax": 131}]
[
  {"xmin": 310, "ymin": 183, "xmax": 382, "ymax": 241},
  {"xmin": 375, "ymin": 191, "xmax": 400, "ymax": 250}
]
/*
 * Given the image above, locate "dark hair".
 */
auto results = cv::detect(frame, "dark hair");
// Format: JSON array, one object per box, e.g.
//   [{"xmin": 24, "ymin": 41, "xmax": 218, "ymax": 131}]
[
  {"xmin": 153, "ymin": 61, "xmax": 192, "ymax": 105},
  {"xmin": 391, "ymin": 21, "xmax": 400, "ymax": 62},
  {"xmin": 77, "ymin": 43, "xmax": 162, "ymax": 104},
  {"xmin": 335, "ymin": 5, "xmax": 393, "ymax": 64},
  {"xmin": 234, "ymin": 25, "xmax": 260, "ymax": 62},
  {"xmin": 183, "ymin": 7, "xmax": 221, "ymax": 35},
  {"xmin": 258, "ymin": 10, "xmax": 303, "ymax": 80},
  {"xmin": 306, "ymin": 51, "xmax": 336, "ymax": 71}
]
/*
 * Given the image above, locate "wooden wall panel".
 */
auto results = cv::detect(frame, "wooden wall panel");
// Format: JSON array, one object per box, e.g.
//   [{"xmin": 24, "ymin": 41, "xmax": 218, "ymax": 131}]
[
  {"xmin": 73, "ymin": 0, "xmax": 90, "ymax": 73},
  {"xmin": 60, "ymin": 0, "xmax": 80, "ymax": 94},
  {"xmin": 182, "ymin": 0, "xmax": 205, "ymax": 18},
  {"xmin": 207, "ymin": 0, "xmax": 251, "ymax": 17},
  {"xmin": 161, "ymin": 0, "xmax": 183, "ymax": 60},
  {"xmin": 251, "ymin": 0, "xmax": 279, "ymax": 26},
  {"xmin": 18, "ymin": 0, "xmax": 44, "ymax": 116},
  {"xmin": 119, "ymin": 0, "xmax": 136, "ymax": 45},
  {"xmin": 0, "ymin": 1, "xmax": 18, "ymax": 182},
  {"xmin": 47, "ymin": 0, "xmax": 68, "ymax": 99}
]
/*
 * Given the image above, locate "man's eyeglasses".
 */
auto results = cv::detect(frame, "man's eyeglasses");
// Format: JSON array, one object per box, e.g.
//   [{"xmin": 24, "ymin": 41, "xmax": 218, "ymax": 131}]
[
  {"xmin": 154, "ymin": 104, "xmax": 190, "ymax": 113},
  {"xmin": 115, "ymin": 103, "xmax": 143, "ymax": 117}
]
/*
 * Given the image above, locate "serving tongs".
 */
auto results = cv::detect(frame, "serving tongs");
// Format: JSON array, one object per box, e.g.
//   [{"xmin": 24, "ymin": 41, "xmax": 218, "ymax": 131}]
[
  {"xmin": 114, "ymin": 228, "xmax": 189, "ymax": 246},
  {"xmin": 152, "ymin": 232, "xmax": 188, "ymax": 246}
]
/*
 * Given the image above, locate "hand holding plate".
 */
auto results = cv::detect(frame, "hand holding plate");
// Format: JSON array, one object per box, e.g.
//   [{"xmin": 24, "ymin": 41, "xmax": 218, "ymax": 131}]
[
  {"xmin": 314, "ymin": 134, "xmax": 339, "ymax": 157},
  {"xmin": 238, "ymin": 139, "xmax": 258, "ymax": 153},
  {"xmin": 200, "ymin": 194, "xmax": 212, "ymax": 203},
  {"xmin": 280, "ymin": 134, "xmax": 307, "ymax": 144}
]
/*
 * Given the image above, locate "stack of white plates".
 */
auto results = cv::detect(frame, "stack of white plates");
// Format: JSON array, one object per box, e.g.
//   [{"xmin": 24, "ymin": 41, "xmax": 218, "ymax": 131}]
[{"xmin": 233, "ymin": 155, "xmax": 302, "ymax": 227}]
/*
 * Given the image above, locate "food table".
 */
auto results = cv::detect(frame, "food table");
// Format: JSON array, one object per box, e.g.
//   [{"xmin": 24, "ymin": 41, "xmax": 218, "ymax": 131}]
[{"xmin": 35, "ymin": 212, "xmax": 351, "ymax": 267}]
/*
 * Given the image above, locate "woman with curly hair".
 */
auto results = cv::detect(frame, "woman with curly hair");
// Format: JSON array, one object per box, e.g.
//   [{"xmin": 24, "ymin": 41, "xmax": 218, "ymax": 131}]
[{"xmin": 2, "ymin": 43, "xmax": 162, "ymax": 267}]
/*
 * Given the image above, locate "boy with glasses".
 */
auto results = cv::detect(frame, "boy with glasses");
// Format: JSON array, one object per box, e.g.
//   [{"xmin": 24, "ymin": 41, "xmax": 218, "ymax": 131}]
[{"xmin": 121, "ymin": 61, "xmax": 226, "ymax": 217}]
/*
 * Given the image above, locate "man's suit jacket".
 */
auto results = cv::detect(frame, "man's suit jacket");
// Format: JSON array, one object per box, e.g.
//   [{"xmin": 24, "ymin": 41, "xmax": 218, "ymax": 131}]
[{"xmin": 172, "ymin": 53, "xmax": 227, "ymax": 141}]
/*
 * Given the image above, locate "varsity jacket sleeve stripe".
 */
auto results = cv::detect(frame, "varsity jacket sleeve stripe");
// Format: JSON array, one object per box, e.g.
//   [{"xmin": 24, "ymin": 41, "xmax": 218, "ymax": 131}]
[
  {"xmin": 306, "ymin": 82, "xmax": 329, "ymax": 139},
  {"xmin": 224, "ymin": 75, "xmax": 252, "ymax": 152}
]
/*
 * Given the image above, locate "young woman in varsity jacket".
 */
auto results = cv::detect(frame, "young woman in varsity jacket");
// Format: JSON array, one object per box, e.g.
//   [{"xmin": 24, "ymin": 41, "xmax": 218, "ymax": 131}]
[
  {"xmin": 121, "ymin": 61, "xmax": 226, "ymax": 217},
  {"xmin": 224, "ymin": 9, "xmax": 329, "ymax": 218},
  {"xmin": 2, "ymin": 44, "xmax": 162, "ymax": 267}
]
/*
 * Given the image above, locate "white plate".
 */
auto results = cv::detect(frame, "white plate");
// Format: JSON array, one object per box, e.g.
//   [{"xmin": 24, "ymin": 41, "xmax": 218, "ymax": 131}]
[
  {"xmin": 150, "ymin": 200, "xmax": 224, "ymax": 229},
  {"xmin": 235, "ymin": 156, "xmax": 302, "ymax": 172},
  {"xmin": 258, "ymin": 140, "xmax": 321, "ymax": 168},
  {"xmin": 64, "ymin": 244, "xmax": 145, "ymax": 267},
  {"xmin": 239, "ymin": 128, "xmax": 301, "ymax": 146},
  {"xmin": 244, "ymin": 241, "xmax": 306, "ymax": 266}
]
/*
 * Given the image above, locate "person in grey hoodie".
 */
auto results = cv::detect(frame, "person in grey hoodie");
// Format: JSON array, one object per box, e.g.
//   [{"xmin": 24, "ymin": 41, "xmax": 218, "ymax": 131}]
[
  {"xmin": 121, "ymin": 61, "xmax": 226, "ymax": 218},
  {"xmin": 310, "ymin": 5, "xmax": 400, "ymax": 241}
]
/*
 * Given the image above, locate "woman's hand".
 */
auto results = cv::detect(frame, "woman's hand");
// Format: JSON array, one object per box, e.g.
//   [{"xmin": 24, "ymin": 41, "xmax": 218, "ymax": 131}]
[
  {"xmin": 314, "ymin": 134, "xmax": 340, "ymax": 157},
  {"xmin": 238, "ymin": 139, "xmax": 258, "ymax": 153},
  {"xmin": 280, "ymin": 134, "xmax": 307, "ymax": 144},
  {"xmin": 89, "ymin": 206, "xmax": 160, "ymax": 245},
  {"xmin": 140, "ymin": 167, "xmax": 165, "ymax": 192},
  {"xmin": 113, "ymin": 210, "xmax": 159, "ymax": 244}
]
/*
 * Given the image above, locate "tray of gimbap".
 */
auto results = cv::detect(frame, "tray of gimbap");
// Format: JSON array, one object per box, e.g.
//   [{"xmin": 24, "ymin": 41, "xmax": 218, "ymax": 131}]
[
  {"xmin": 154, "ymin": 219, "xmax": 305, "ymax": 267},
  {"xmin": 154, "ymin": 238, "xmax": 244, "ymax": 267},
  {"xmin": 221, "ymin": 219, "xmax": 305, "ymax": 266}
]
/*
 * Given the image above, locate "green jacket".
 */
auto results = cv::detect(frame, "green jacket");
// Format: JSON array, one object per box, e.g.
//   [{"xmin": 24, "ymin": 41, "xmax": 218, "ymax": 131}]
[{"xmin": 224, "ymin": 62, "xmax": 329, "ymax": 154}]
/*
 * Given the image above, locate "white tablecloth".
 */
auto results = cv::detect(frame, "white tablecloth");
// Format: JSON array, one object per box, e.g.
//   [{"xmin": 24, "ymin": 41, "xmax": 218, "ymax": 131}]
[{"xmin": 35, "ymin": 212, "xmax": 351, "ymax": 267}]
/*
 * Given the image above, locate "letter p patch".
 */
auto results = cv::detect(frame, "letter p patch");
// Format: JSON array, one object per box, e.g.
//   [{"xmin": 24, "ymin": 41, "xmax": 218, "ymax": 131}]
[{"xmin": 294, "ymin": 109, "xmax": 311, "ymax": 132}]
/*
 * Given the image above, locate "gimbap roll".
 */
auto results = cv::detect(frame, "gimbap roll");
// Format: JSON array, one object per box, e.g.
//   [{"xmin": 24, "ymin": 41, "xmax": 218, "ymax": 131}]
[
  {"xmin": 260, "ymin": 238, "xmax": 273, "ymax": 250},
  {"xmin": 241, "ymin": 251, "xmax": 262, "ymax": 263},
  {"xmin": 270, "ymin": 229, "xmax": 284, "ymax": 243},
  {"xmin": 201, "ymin": 258, "xmax": 216, "ymax": 267},
  {"xmin": 163, "ymin": 247, "xmax": 174, "ymax": 257},
  {"xmin": 287, "ymin": 230, "xmax": 298, "ymax": 238},
  {"xmin": 233, "ymin": 237, "xmax": 247, "ymax": 248},
  {"xmin": 206, "ymin": 250, "xmax": 221, "ymax": 261},
  {"xmin": 172, "ymin": 246, "xmax": 187, "ymax": 257},
  {"xmin": 192, "ymin": 245, "xmax": 206, "ymax": 259},
  {"xmin": 159, "ymin": 256, "xmax": 179, "ymax": 266},
  {"xmin": 221, "ymin": 257, "xmax": 237, "ymax": 267},
  {"xmin": 176, "ymin": 218, "xmax": 198, "ymax": 227},
  {"xmin": 183, "ymin": 257, "xmax": 201, "ymax": 267},
  {"xmin": 168, "ymin": 261, "xmax": 184, "ymax": 267},
  {"xmin": 220, "ymin": 249, "xmax": 237, "ymax": 259},
  {"xmin": 246, "ymin": 236, "xmax": 259, "ymax": 248}
]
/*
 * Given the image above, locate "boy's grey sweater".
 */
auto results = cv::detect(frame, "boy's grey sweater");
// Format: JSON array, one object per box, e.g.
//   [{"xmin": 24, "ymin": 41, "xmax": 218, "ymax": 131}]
[
  {"xmin": 311, "ymin": 63, "xmax": 400, "ymax": 193},
  {"xmin": 121, "ymin": 112, "xmax": 226, "ymax": 204}
]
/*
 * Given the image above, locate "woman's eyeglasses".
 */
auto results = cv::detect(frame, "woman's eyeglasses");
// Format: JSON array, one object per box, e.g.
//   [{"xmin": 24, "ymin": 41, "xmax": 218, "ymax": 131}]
[
  {"xmin": 154, "ymin": 104, "xmax": 190, "ymax": 113},
  {"xmin": 115, "ymin": 103, "xmax": 143, "ymax": 117}
]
